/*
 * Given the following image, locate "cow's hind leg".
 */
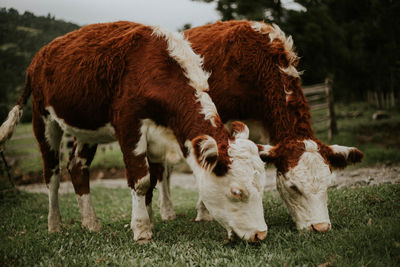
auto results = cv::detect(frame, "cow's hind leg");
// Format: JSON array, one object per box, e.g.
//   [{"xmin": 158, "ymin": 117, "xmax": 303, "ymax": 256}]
[
  {"xmin": 145, "ymin": 161, "xmax": 161, "ymax": 229},
  {"xmin": 157, "ymin": 163, "xmax": 176, "ymax": 221},
  {"xmin": 67, "ymin": 141, "xmax": 101, "ymax": 232},
  {"xmin": 33, "ymin": 112, "xmax": 63, "ymax": 232}
]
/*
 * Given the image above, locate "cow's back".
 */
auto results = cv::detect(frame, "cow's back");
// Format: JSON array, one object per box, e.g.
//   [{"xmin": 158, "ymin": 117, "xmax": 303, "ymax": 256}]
[
  {"xmin": 28, "ymin": 21, "xmax": 150, "ymax": 130},
  {"xmin": 184, "ymin": 21, "xmax": 265, "ymax": 123}
]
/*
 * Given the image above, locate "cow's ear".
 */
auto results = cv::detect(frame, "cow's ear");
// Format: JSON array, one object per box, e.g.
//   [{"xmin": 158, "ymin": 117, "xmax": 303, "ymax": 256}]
[
  {"xmin": 327, "ymin": 145, "xmax": 364, "ymax": 169},
  {"xmin": 257, "ymin": 144, "xmax": 278, "ymax": 164},
  {"xmin": 192, "ymin": 135, "xmax": 219, "ymax": 170},
  {"xmin": 230, "ymin": 121, "xmax": 249, "ymax": 139}
]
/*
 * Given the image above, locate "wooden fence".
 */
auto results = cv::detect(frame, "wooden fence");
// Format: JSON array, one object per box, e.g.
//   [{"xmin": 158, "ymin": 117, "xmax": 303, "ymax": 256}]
[{"xmin": 303, "ymin": 78, "xmax": 338, "ymax": 140}]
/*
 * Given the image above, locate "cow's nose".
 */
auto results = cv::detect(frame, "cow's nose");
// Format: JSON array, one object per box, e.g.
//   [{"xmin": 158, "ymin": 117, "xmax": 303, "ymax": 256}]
[
  {"xmin": 311, "ymin": 223, "xmax": 331, "ymax": 232},
  {"xmin": 251, "ymin": 230, "xmax": 267, "ymax": 242}
]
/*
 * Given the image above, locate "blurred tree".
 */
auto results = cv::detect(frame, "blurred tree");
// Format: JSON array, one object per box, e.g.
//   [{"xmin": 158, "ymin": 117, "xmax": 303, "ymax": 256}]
[
  {"xmin": 193, "ymin": 0, "xmax": 284, "ymax": 23},
  {"xmin": 193, "ymin": 0, "xmax": 400, "ymax": 101},
  {"xmin": 178, "ymin": 23, "xmax": 192, "ymax": 32},
  {"xmin": 0, "ymin": 8, "xmax": 79, "ymax": 121}
]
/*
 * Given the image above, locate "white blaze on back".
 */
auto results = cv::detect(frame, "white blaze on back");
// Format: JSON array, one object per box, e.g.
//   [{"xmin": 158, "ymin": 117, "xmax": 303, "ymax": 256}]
[
  {"xmin": 250, "ymin": 22, "xmax": 302, "ymax": 79},
  {"xmin": 151, "ymin": 26, "xmax": 218, "ymax": 127}
]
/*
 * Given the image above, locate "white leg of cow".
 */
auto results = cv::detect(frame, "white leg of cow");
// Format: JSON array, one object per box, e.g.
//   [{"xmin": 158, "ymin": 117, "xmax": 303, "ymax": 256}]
[
  {"xmin": 195, "ymin": 198, "xmax": 213, "ymax": 222},
  {"xmin": 34, "ymin": 115, "xmax": 63, "ymax": 233},
  {"xmin": 48, "ymin": 171, "xmax": 62, "ymax": 232},
  {"xmin": 158, "ymin": 164, "xmax": 176, "ymax": 221},
  {"xmin": 76, "ymin": 194, "xmax": 101, "ymax": 232},
  {"xmin": 131, "ymin": 186, "xmax": 153, "ymax": 242}
]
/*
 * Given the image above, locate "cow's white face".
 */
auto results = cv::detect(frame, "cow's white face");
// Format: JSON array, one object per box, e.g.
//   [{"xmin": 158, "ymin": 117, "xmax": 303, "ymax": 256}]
[
  {"xmin": 276, "ymin": 144, "xmax": 334, "ymax": 231},
  {"xmin": 185, "ymin": 123, "xmax": 268, "ymax": 242},
  {"xmin": 259, "ymin": 139, "xmax": 363, "ymax": 232}
]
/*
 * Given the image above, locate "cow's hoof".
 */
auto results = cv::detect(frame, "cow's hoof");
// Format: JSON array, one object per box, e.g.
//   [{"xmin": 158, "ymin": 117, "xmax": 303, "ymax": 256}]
[
  {"xmin": 48, "ymin": 215, "xmax": 62, "ymax": 233},
  {"xmin": 195, "ymin": 213, "xmax": 213, "ymax": 222},
  {"xmin": 137, "ymin": 238, "xmax": 152, "ymax": 245},
  {"xmin": 160, "ymin": 209, "xmax": 176, "ymax": 221},
  {"xmin": 48, "ymin": 224, "xmax": 62, "ymax": 233},
  {"xmin": 133, "ymin": 229, "xmax": 153, "ymax": 242},
  {"xmin": 82, "ymin": 218, "xmax": 102, "ymax": 232}
]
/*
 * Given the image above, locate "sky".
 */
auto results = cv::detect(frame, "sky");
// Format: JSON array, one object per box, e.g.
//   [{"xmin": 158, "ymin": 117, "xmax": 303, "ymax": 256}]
[
  {"xmin": 0, "ymin": 0, "xmax": 304, "ymax": 31},
  {"xmin": 0, "ymin": 0, "xmax": 220, "ymax": 30}
]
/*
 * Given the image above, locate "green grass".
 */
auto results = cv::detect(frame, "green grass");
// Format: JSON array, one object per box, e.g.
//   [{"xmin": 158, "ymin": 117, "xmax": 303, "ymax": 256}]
[
  {"xmin": 1, "ymin": 184, "xmax": 399, "ymax": 266},
  {"xmin": 313, "ymin": 102, "xmax": 400, "ymax": 166}
]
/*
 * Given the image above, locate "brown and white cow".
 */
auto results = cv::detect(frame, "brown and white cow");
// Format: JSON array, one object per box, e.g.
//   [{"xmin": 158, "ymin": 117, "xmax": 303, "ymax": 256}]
[
  {"xmin": 158, "ymin": 20, "xmax": 364, "ymax": 232},
  {"xmin": 0, "ymin": 21, "xmax": 268, "ymax": 242}
]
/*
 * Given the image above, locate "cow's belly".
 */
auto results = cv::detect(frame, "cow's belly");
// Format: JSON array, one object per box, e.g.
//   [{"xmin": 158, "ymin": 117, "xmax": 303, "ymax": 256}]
[
  {"xmin": 144, "ymin": 119, "xmax": 183, "ymax": 164},
  {"xmin": 45, "ymin": 106, "xmax": 116, "ymax": 145}
]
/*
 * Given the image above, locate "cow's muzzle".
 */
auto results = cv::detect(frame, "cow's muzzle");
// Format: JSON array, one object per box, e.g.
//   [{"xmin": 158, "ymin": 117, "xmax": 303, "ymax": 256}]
[
  {"xmin": 309, "ymin": 222, "xmax": 331, "ymax": 232},
  {"xmin": 250, "ymin": 230, "xmax": 267, "ymax": 242}
]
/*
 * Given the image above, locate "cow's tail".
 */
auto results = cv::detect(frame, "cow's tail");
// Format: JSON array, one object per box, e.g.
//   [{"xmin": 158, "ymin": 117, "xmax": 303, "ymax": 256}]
[{"xmin": 0, "ymin": 75, "xmax": 32, "ymax": 151}]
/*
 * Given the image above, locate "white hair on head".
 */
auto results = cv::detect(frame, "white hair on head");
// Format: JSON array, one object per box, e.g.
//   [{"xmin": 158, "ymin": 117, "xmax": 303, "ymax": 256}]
[
  {"xmin": 151, "ymin": 26, "xmax": 217, "ymax": 126},
  {"xmin": 228, "ymin": 138, "xmax": 266, "ymax": 190},
  {"xmin": 250, "ymin": 21, "xmax": 301, "ymax": 78},
  {"xmin": 303, "ymin": 139, "xmax": 319, "ymax": 152}
]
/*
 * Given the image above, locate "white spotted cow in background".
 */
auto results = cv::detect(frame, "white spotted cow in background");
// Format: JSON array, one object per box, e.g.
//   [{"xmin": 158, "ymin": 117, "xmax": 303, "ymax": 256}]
[{"xmin": 0, "ymin": 21, "xmax": 268, "ymax": 242}]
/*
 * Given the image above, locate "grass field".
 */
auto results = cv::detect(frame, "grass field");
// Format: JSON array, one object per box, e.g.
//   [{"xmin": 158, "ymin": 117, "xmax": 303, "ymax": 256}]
[{"xmin": 0, "ymin": 183, "xmax": 399, "ymax": 266}]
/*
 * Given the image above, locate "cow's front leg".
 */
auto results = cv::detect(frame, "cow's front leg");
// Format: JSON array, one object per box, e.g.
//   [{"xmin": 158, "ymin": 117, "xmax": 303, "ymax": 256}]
[
  {"xmin": 131, "ymin": 185, "xmax": 152, "ymax": 242},
  {"xmin": 116, "ymin": 119, "xmax": 154, "ymax": 242},
  {"xmin": 127, "ymin": 156, "xmax": 153, "ymax": 242}
]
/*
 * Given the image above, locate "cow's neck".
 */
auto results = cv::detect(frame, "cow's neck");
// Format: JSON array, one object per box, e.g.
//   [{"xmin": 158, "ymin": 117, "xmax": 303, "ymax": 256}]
[{"xmin": 159, "ymin": 90, "xmax": 230, "ymax": 159}]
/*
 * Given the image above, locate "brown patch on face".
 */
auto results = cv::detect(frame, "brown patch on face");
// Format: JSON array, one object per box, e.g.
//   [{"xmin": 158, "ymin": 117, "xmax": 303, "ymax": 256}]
[{"xmin": 276, "ymin": 140, "xmax": 306, "ymax": 173}]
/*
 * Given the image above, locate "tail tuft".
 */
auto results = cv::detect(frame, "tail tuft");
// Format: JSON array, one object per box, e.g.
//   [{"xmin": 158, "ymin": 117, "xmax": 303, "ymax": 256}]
[{"xmin": 0, "ymin": 105, "xmax": 23, "ymax": 151}]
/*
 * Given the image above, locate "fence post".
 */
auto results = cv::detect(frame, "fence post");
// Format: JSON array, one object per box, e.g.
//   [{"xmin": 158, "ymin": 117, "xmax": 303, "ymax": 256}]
[{"xmin": 325, "ymin": 77, "xmax": 338, "ymax": 141}]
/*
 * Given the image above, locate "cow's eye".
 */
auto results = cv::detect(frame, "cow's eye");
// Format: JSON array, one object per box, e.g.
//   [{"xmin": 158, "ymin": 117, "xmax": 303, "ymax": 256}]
[
  {"xmin": 230, "ymin": 187, "xmax": 243, "ymax": 200},
  {"xmin": 290, "ymin": 185, "xmax": 302, "ymax": 195}
]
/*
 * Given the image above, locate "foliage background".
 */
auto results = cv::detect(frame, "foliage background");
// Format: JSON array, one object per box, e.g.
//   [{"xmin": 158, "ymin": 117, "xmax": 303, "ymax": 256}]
[{"xmin": 0, "ymin": 8, "xmax": 79, "ymax": 122}]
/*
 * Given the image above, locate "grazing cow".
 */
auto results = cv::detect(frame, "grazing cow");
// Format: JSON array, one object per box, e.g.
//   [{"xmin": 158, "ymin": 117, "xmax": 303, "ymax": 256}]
[
  {"xmin": 157, "ymin": 20, "xmax": 363, "ymax": 232},
  {"xmin": 0, "ymin": 21, "xmax": 268, "ymax": 242}
]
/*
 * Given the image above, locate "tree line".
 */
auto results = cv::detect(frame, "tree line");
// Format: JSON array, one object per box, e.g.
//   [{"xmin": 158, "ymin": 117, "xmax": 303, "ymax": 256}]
[
  {"xmin": 0, "ymin": 8, "xmax": 79, "ymax": 122},
  {"xmin": 196, "ymin": 0, "xmax": 400, "ymax": 104}
]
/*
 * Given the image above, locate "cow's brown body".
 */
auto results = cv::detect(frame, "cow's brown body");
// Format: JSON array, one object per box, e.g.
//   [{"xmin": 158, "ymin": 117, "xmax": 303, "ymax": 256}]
[
  {"xmin": 1, "ymin": 21, "xmax": 269, "ymax": 242},
  {"xmin": 27, "ymin": 21, "xmax": 231, "ymax": 188}
]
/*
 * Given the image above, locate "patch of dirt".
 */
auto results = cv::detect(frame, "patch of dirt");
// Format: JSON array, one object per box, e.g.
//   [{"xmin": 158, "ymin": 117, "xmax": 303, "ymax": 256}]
[{"xmin": 4, "ymin": 167, "xmax": 125, "ymax": 185}]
